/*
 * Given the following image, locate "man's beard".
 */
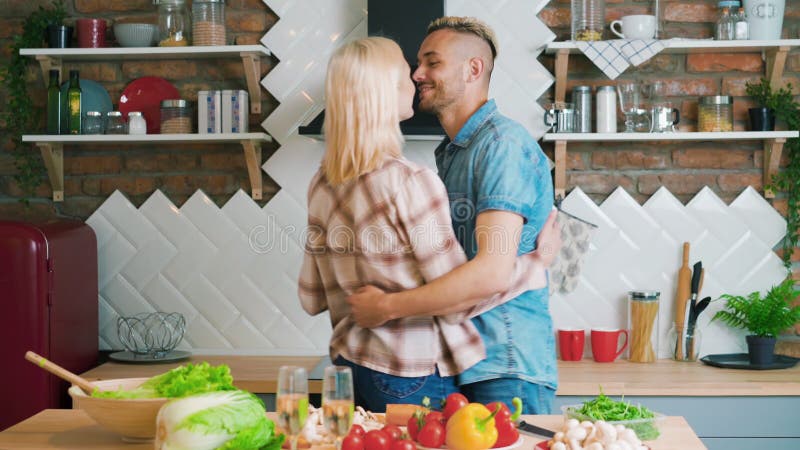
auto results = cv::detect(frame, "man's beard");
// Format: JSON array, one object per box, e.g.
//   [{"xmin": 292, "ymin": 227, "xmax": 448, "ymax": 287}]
[{"xmin": 418, "ymin": 81, "xmax": 462, "ymax": 115}]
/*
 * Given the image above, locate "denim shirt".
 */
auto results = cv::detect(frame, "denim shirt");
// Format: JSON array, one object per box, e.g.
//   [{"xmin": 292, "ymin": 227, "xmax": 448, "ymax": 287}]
[{"xmin": 435, "ymin": 100, "xmax": 557, "ymax": 389}]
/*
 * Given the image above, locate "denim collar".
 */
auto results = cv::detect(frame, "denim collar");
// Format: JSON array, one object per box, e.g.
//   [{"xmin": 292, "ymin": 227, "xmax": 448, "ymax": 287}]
[{"xmin": 446, "ymin": 99, "xmax": 497, "ymax": 150}]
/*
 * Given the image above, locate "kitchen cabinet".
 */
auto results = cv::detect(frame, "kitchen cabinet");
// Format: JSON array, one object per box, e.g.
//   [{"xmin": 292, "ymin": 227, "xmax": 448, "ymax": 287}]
[
  {"xmin": 18, "ymin": 45, "xmax": 273, "ymax": 201},
  {"xmin": 544, "ymin": 39, "xmax": 800, "ymax": 199}
]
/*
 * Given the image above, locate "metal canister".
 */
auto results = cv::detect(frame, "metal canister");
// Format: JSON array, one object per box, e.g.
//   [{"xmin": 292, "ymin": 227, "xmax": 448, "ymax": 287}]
[{"xmin": 572, "ymin": 86, "xmax": 592, "ymax": 133}]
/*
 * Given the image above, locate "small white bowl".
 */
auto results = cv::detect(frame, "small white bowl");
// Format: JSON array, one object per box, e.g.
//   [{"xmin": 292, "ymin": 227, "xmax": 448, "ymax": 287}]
[{"xmin": 114, "ymin": 23, "xmax": 157, "ymax": 47}]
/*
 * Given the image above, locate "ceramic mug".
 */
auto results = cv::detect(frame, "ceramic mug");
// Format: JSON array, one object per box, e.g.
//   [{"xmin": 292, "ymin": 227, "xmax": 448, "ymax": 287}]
[
  {"xmin": 77, "ymin": 18, "xmax": 107, "ymax": 48},
  {"xmin": 591, "ymin": 328, "xmax": 629, "ymax": 363},
  {"xmin": 558, "ymin": 329, "xmax": 586, "ymax": 361},
  {"xmin": 610, "ymin": 15, "xmax": 657, "ymax": 39}
]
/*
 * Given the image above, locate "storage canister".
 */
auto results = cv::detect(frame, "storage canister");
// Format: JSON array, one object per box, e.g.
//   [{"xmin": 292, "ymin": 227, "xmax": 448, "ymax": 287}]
[
  {"xmin": 105, "ymin": 111, "xmax": 127, "ymax": 134},
  {"xmin": 596, "ymin": 86, "xmax": 617, "ymax": 133},
  {"xmin": 155, "ymin": 0, "xmax": 191, "ymax": 46},
  {"xmin": 160, "ymin": 99, "xmax": 193, "ymax": 134},
  {"xmin": 128, "ymin": 111, "xmax": 147, "ymax": 135},
  {"xmin": 572, "ymin": 86, "xmax": 592, "ymax": 133},
  {"xmin": 571, "ymin": 0, "xmax": 605, "ymax": 41},
  {"xmin": 698, "ymin": 95, "xmax": 733, "ymax": 132},
  {"xmin": 628, "ymin": 290, "xmax": 660, "ymax": 363},
  {"xmin": 193, "ymin": 0, "xmax": 226, "ymax": 46}
]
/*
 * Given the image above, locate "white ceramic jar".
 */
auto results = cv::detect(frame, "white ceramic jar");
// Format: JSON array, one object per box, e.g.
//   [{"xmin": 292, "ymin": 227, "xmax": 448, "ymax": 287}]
[
  {"xmin": 596, "ymin": 86, "xmax": 617, "ymax": 133},
  {"xmin": 128, "ymin": 111, "xmax": 147, "ymax": 135}
]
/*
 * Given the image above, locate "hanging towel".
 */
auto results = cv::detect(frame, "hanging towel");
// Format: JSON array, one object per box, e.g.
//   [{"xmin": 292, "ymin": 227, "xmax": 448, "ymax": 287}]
[{"xmin": 575, "ymin": 39, "xmax": 666, "ymax": 79}]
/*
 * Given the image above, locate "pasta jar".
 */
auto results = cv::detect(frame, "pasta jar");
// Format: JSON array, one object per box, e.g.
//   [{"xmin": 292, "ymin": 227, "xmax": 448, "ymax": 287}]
[
  {"xmin": 193, "ymin": 0, "xmax": 226, "ymax": 46},
  {"xmin": 155, "ymin": 0, "xmax": 191, "ymax": 47},
  {"xmin": 572, "ymin": 0, "xmax": 605, "ymax": 41},
  {"xmin": 628, "ymin": 290, "xmax": 660, "ymax": 363},
  {"xmin": 698, "ymin": 95, "xmax": 733, "ymax": 132},
  {"xmin": 160, "ymin": 99, "xmax": 193, "ymax": 134}
]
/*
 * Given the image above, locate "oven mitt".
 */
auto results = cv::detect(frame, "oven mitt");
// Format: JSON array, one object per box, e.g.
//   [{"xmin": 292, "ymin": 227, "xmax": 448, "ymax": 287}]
[{"xmin": 549, "ymin": 206, "xmax": 597, "ymax": 294}]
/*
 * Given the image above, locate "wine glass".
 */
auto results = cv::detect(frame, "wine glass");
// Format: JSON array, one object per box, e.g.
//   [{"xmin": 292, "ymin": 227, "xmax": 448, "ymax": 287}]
[
  {"xmin": 322, "ymin": 366, "xmax": 354, "ymax": 450},
  {"xmin": 277, "ymin": 366, "xmax": 309, "ymax": 450},
  {"xmin": 617, "ymin": 82, "xmax": 644, "ymax": 133}
]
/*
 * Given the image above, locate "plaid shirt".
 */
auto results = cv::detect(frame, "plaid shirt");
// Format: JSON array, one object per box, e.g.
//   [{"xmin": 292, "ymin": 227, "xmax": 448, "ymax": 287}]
[{"xmin": 298, "ymin": 157, "xmax": 535, "ymax": 377}]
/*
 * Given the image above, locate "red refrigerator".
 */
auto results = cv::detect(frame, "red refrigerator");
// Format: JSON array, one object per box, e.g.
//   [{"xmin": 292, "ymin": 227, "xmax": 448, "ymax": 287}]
[{"xmin": 0, "ymin": 220, "xmax": 98, "ymax": 431}]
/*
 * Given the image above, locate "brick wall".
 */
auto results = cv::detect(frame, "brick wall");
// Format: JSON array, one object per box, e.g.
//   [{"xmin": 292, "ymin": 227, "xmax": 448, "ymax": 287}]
[
  {"xmin": 539, "ymin": 0, "xmax": 800, "ymax": 277},
  {"xmin": 0, "ymin": 0, "xmax": 279, "ymax": 220}
]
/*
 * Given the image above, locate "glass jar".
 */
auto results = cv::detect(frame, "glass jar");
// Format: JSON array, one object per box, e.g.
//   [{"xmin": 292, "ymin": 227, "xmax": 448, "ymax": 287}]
[
  {"xmin": 160, "ymin": 99, "xmax": 193, "ymax": 134},
  {"xmin": 193, "ymin": 0, "xmax": 226, "ymax": 46},
  {"xmin": 571, "ymin": 0, "xmax": 605, "ymax": 41},
  {"xmin": 83, "ymin": 111, "xmax": 104, "ymax": 134},
  {"xmin": 155, "ymin": 0, "xmax": 191, "ymax": 47},
  {"xmin": 128, "ymin": 111, "xmax": 147, "ymax": 135},
  {"xmin": 105, "ymin": 111, "xmax": 127, "ymax": 134},
  {"xmin": 628, "ymin": 290, "xmax": 660, "ymax": 363},
  {"xmin": 668, "ymin": 323, "xmax": 702, "ymax": 362},
  {"xmin": 698, "ymin": 95, "xmax": 734, "ymax": 132}
]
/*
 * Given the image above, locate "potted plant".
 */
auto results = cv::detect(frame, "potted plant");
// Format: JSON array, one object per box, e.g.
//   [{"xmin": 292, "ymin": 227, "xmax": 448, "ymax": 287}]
[
  {"xmin": 745, "ymin": 78, "xmax": 777, "ymax": 131},
  {"xmin": 713, "ymin": 279, "xmax": 800, "ymax": 365}
]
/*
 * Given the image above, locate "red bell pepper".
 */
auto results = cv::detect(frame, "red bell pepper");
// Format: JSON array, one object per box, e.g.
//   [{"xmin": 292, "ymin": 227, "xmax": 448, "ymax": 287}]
[{"xmin": 486, "ymin": 397, "xmax": 522, "ymax": 448}]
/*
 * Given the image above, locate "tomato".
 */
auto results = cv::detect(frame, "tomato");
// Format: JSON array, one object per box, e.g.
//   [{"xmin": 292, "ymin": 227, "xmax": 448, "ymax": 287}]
[
  {"xmin": 407, "ymin": 415, "xmax": 422, "ymax": 441},
  {"xmin": 423, "ymin": 411, "xmax": 444, "ymax": 425},
  {"xmin": 350, "ymin": 424, "xmax": 366, "ymax": 437},
  {"xmin": 391, "ymin": 439, "xmax": 417, "ymax": 450},
  {"xmin": 416, "ymin": 420, "xmax": 446, "ymax": 448},
  {"xmin": 342, "ymin": 433, "xmax": 365, "ymax": 450},
  {"xmin": 364, "ymin": 429, "xmax": 392, "ymax": 450},
  {"xmin": 382, "ymin": 424, "xmax": 403, "ymax": 441},
  {"xmin": 442, "ymin": 393, "xmax": 469, "ymax": 420}
]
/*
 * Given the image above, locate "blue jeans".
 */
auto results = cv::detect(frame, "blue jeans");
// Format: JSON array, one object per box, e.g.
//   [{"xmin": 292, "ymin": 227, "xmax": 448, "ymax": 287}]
[
  {"xmin": 334, "ymin": 357, "xmax": 459, "ymax": 413},
  {"xmin": 460, "ymin": 378, "xmax": 555, "ymax": 414}
]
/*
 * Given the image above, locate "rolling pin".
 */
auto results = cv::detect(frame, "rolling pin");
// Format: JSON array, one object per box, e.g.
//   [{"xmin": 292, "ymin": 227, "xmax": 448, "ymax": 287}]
[{"xmin": 674, "ymin": 242, "xmax": 691, "ymax": 360}]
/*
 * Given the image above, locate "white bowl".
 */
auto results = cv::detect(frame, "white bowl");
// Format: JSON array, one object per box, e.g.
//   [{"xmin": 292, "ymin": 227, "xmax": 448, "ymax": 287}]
[{"xmin": 114, "ymin": 23, "xmax": 157, "ymax": 47}]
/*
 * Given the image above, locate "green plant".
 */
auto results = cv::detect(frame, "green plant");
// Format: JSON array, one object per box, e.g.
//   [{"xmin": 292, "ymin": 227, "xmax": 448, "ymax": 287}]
[
  {"xmin": 0, "ymin": 0, "xmax": 66, "ymax": 198},
  {"xmin": 712, "ymin": 279, "xmax": 800, "ymax": 338},
  {"xmin": 746, "ymin": 78, "xmax": 800, "ymax": 269}
]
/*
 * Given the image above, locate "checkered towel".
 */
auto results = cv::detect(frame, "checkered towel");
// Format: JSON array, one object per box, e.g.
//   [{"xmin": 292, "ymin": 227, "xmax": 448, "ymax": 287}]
[{"xmin": 576, "ymin": 39, "xmax": 666, "ymax": 79}]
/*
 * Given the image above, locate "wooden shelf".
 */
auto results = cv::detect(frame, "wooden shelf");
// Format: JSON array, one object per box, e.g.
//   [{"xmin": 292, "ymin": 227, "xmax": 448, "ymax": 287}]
[
  {"xmin": 22, "ymin": 133, "xmax": 271, "ymax": 202},
  {"xmin": 19, "ymin": 45, "xmax": 270, "ymax": 114},
  {"xmin": 544, "ymin": 39, "xmax": 799, "ymax": 198}
]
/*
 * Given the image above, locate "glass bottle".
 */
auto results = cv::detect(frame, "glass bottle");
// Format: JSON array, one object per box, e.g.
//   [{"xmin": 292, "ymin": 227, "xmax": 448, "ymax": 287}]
[
  {"xmin": 715, "ymin": 2, "xmax": 735, "ymax": 40},
  {"xmin": 66, "ymin": 70, "xmax": 82, "ymax": 135},
  {"xmin": 734, "ymin": 7, "xmax": 749, "ymax": 40},
  {"xmin": 46, "ymin": 70, "xmax": 61, "ymax": 134}
]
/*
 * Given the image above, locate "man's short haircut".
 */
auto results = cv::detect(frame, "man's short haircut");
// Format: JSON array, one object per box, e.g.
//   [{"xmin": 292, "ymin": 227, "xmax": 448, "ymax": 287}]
[{"xmin": 427, "ymin": 16, "xmax": 498, "ymax": 59}]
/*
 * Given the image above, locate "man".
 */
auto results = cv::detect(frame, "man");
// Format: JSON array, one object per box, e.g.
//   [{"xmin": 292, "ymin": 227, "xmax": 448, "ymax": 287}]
[{"xmin": 347, "ymin": 17, "xmax": 556, "ymax": 414}]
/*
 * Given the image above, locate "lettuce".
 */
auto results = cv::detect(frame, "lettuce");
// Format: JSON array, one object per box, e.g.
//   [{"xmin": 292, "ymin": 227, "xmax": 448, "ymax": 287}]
[{"xmin": 92, "ymin": 362, "xmax": 235, "ymax": 399}]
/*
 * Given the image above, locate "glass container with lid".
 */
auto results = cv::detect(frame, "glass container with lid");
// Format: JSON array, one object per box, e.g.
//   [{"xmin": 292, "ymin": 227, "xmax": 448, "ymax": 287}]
[
  {"xmin": 193, "ymin": 0, "xmax": 226, "ymax": 46},
  {"xmin": 698, "ymin": 95, "xmax": 733, "ymax": 132},
  {"xmin": 571, "ymin": 0, "xmax": 605, "ymax": 41},
  {"xmin": 105, "ymin": 111, "xmax": 127, "ymax": 134},
  {"xmin": 628, "ymin": 290, "xmax": 660, "ymax": 363},
  {"xmin": 154, "ymin": 0, "xmax": 191, "ymax": 47},
  {"xmin": 160, "ymin": 99, "xmax": 193, "ymax": 134},
  {"xmin": 83, "ymin": 111, "xmax": 104, "ymax": 135}
]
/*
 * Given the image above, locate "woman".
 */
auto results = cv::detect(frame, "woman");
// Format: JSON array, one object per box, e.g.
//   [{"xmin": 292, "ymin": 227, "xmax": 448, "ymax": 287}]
[{"xmin": 298, "ymin": 36, "xmax": 557, "ymax": 411}]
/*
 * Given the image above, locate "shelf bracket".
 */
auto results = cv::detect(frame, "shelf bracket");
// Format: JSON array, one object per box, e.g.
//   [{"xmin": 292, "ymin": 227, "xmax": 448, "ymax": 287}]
[
  {"xmin": 765, "ymin": 46, "xmax": 789, "ymax": 89},
  {"xmin": 36, "ymin": 143, "xmax": 64, "ymax": 202},
  {"xmin": 554, "ymin": 49, "xmax": 570, "ymax": 103},
  {"xmin": 764, "ymin": 137, "xmax": 785, "ymax": 199},
  {"xmin": 241, "ymin": 52, "xmax": 262, "ymax": 115},
  {"xmin": 554, "ymin": 140, "xmax": 567, "ymax": 199},
  {"xmin": 35, "ymin": 55, "xmax": 62, "ymax": 86},
  {"xmin": 241, "ymin": 139, "xmax": 263, "ymax": 200}
]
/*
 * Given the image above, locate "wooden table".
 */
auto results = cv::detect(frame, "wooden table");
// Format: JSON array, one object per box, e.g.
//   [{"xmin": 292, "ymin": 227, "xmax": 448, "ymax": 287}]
[
  {"xmin": 81, "ymin": 356, "xmax": 800, "ymax": 396},
  {"xmin": 0, "ymin": 409, "xmax": 706, "ymax": 449}
]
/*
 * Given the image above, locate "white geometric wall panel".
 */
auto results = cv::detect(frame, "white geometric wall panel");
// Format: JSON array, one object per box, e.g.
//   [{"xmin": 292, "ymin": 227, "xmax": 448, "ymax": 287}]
[{"xmin": 552, "ymin": 186, "xmax": 787, "ymax": 359}]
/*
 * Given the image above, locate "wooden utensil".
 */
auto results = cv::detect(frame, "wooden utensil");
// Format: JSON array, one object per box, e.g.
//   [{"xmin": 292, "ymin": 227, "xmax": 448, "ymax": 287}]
[
  {"xmin": 674, "ymin": 242, "xmax": 692, "ymax": 360},
  {"xmin": 25, "ymin": 351, "xmax": 97, "ymax": 394}
]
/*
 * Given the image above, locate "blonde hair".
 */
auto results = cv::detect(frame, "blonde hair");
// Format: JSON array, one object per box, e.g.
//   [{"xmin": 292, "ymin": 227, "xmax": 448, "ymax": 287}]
[
  {"xmin": 427, "ymin": 16, "xmax": 498, "ymax": 59},
  {"xmin": 322, "ymin": 37, "xmax": 405, "ymax": 186}
]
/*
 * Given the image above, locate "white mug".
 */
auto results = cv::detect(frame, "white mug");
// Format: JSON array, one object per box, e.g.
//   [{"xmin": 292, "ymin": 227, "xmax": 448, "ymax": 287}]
[{"xmin": 610, "ymin": 15, "xmax": 657, "ymax": 39}]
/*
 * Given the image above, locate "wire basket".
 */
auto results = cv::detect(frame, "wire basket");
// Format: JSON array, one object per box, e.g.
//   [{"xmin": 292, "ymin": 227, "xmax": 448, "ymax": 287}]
[{"xmin": 117, "ymin": 312, "xmax": 186, "ymax": 358}]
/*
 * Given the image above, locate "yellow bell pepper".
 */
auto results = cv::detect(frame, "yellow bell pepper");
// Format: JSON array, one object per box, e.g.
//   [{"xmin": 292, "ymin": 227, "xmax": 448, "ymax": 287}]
[{"xmin": 445, "ymin": 403, "xmax": 499, "ymax": 450}]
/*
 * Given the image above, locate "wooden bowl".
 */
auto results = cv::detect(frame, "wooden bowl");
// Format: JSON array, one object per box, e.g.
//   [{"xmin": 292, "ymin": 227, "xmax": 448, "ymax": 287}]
[{"xmin": 68, "ymin": 377, "xmax": 168, "ymax": 440}]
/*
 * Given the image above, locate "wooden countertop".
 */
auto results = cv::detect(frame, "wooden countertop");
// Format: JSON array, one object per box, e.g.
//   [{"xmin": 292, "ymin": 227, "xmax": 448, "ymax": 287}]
[
  {"xmin": 81, "ymin": 356, "xmax": 800, "ymax": 396},
  {"xmin": 0, "ymin": 410, "xmax": 706, "ymax": 450}
]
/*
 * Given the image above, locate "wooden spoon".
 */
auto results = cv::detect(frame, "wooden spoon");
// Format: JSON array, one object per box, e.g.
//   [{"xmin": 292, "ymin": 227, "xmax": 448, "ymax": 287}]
[{"xmin": 25, "ymin": 351, "xmax": 97, "ymax": 395}]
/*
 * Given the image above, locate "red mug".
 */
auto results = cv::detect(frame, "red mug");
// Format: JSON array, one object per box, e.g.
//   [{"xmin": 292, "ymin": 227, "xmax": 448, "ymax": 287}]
[
  {"xmin": 558, "ymin": 329, "xmax": 585, "ymax": 361},
  {"xmin": 591, "ymin": 328, "xmax": 629, "ymax": 363},
  {"xmin": 77, "ymin": 18, "xmax": 107, "ymax": 48}
]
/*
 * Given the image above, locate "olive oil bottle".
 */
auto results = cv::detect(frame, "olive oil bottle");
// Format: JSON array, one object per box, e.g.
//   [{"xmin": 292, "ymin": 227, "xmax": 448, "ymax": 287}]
[
  {"xmin": 66, "ymin": 70, "xmax": 82, "ymax": 134},
  {"xmin": 46, "ymin": 70, "xmax": 61, "ymax": 134}
]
